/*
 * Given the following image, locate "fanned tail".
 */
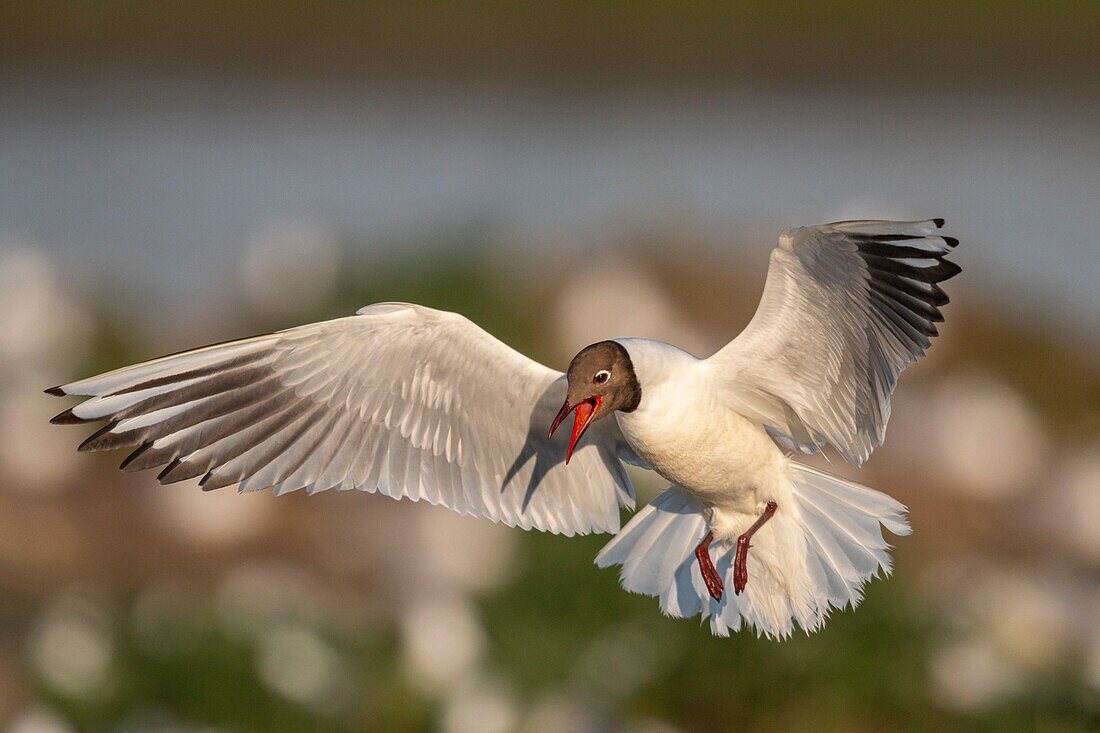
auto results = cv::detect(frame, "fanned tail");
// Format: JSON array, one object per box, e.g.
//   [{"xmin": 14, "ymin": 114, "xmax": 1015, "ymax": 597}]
[
  {"xmin": 595, "ymin": 485, "xmax": 710, "ymax": 619},
  {"xmin": 595, "ymin": 463, "xmax": 910, "ymax": 639}
]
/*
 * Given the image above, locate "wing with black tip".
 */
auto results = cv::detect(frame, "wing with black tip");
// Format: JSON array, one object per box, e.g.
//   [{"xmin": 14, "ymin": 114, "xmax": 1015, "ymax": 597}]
[
  {"xmin": 49, "ymin": 302, "xmax": 636, "ymax": 535},
  {"xmin": 707, "ymin": 219, "xmax": 960, "ymax": 466}
]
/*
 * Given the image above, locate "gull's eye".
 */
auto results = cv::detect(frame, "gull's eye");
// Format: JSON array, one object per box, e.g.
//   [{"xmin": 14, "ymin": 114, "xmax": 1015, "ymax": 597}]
[{"xmin": 594, "ymin": 370, "xmax": 610, "ymax": 384}]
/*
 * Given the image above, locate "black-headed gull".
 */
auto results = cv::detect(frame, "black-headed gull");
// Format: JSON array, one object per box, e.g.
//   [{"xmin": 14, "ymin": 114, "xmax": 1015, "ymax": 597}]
[{"xmin": 48, "ymin": 218, "xmax": 959, "ymax": 638}]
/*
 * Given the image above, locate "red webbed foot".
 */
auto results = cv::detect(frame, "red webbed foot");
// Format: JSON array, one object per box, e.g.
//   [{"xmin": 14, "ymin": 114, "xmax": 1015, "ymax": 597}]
[
  {"xmin": 694, "ymin": 531, "xmax": 723, "ymax": 601},
  {"xmin": 733, "ymin": 500, "xmax": 778, "ymax": 596}
]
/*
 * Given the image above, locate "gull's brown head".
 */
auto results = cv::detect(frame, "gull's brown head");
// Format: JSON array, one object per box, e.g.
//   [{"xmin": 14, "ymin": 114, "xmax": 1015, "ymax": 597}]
[{"xmin": 548, "ymin": 340, "xmax": 641, "ymax": 463}]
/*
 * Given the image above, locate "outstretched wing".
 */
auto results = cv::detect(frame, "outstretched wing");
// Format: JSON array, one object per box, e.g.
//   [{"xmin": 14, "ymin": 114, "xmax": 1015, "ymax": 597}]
[
  {"xmin": 707, "ymin": 219, "xmax": 960, "ymax": 466},
  {"xmin": 49, "ymin": 302, "xmax": 635, "ymax": 535}
]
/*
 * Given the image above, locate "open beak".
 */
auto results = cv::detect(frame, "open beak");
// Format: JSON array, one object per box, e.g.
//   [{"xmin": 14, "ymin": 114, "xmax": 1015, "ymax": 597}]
[{"xmin": 548, "ymin": 396, "xmax": 602, "ymax": 464}]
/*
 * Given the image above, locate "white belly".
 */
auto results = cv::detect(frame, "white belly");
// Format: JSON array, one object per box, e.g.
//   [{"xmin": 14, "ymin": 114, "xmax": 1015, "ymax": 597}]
[
  {"xmin": 614, "ymin": 375, "xmax": 786, "ymax": 515},
  {"xmin": 610, "ymin": 338, "xmax": 795, "ymax": 540}
]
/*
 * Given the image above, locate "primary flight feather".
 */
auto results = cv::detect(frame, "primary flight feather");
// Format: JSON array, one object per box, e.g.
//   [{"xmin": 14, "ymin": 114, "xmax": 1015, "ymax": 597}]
[{"xmin": 49, "ymin": 219, "xmax": 959, "ymax": 638}]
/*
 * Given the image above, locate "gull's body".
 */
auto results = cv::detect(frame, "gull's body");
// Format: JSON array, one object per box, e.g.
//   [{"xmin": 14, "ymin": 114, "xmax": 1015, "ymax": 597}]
[
  {"xmin": 48, "ymin": 219, "xmax": 959, "ymax": 638},
  {"xmin": 600, "ymin": 337, "xmax": 884, "ymax": 636},
  {"xmin": 613, "ymin": 340, "xmax": 783, "ymax": 517}
]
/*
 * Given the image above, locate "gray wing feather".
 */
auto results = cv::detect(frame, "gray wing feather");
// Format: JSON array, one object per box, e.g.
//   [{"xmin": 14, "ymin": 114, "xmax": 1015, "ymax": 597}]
[
  {"xmin": 708, "ymin": 219, "xmax": 960, "ymax": 466},
  {"xmin": 51, "ymin": 302, "xmax": 636, "ymax": 535}
]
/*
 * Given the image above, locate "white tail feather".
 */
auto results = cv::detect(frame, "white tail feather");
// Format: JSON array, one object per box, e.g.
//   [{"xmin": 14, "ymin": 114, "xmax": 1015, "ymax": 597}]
[
  {"xmin": 595, "ymin": 463, "xmax": 910, "ymax": 639},
  {"xmin": 596, "ymin": 486, "xmax": 710, "ymax": 619}
]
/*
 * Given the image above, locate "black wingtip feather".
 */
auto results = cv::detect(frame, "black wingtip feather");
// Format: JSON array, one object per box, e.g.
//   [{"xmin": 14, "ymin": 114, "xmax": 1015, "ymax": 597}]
[
  {"xmin": 50, "ymin": 407, "xmax": 90, "ymax": 425},
  {"xmin": 934, "ymin": 259, "xmax": 963, "ymax": 281},
  {"xmin": 44, "ymin": 385, "xmax": 66, "ymax": 396},
  {"xmin": 78, "ymin": 421, "xmax": 120, "ymax": 452},
  {"xmin": 119, "ymin": 441, "xmax": 153, "ymax": 471},
  {"xmin": 200, "ymin": 468, "xmax": 242, "ymax": 492},
  {"xmin": 942, "ymin": 236, "xmax": 959, "ymax": 248},
  {"xmin": 928, "ymin": 283, "xmax": 950, "ymax": 306},
  {"xmin": 200, "ymin": 470, "xmax": 233, "ymax": 491},
  {"xmin": 157, "ymin": 458, "xmax": 184, "ymax": 483},
  {"xmin": 934, "ymin": 218, "xmax": 945, "ymax": 227}
]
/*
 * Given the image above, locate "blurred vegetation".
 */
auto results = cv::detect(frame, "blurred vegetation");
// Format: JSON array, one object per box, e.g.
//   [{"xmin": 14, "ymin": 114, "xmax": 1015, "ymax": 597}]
[{"xmin": 3, "ymin": 1, "xmax": 1100, "ymax": 91}]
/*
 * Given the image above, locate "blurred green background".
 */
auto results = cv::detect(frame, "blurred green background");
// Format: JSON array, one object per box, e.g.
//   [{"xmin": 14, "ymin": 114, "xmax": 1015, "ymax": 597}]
[{"xmin": 2, "ymin": 2, "xmax": 1099, "ymax": 732}]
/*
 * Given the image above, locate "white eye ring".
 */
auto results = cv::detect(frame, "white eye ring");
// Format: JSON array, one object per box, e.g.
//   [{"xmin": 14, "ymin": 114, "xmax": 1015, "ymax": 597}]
[{"xmin": 594, "ymin": 370, "xmax": 611, "ymax": 384}]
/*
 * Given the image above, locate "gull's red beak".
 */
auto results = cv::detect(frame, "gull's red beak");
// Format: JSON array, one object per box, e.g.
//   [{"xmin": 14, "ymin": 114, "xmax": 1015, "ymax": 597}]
[{"xmin": 548, "ymin": 396, "xmax": 602, "ymax": 464}]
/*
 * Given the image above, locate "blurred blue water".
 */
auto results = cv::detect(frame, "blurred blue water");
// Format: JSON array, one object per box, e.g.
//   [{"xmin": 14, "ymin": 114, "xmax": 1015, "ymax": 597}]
[{"xmin": 2, "ymin": 76, "xmax": 1097, "ymax": 332}]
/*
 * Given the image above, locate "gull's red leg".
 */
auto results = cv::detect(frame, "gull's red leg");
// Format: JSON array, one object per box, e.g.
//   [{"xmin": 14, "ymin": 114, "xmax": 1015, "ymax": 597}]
[
  {"xmin": 733, "ymin": 501, "xmax": 778, "ymax": 595},
  {"xmin": 694, "ymin": 530, "xmax": 724, "ymax": 601}
]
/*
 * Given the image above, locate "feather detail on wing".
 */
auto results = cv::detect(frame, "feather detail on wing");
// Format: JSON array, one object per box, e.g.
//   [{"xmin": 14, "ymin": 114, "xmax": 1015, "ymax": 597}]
[
  {"xmin": 707, "ymin": 219, "xmax": 960, "ymax": 466},
  {"xmin": 49, "ymin": 302, "xmax": 636, "ymax": 535}
]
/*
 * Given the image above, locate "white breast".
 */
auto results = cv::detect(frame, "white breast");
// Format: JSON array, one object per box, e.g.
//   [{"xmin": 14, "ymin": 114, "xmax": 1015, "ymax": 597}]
[{"xmin": 613, "ymin": 339, "xmax": 786, "ymax": 514}]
